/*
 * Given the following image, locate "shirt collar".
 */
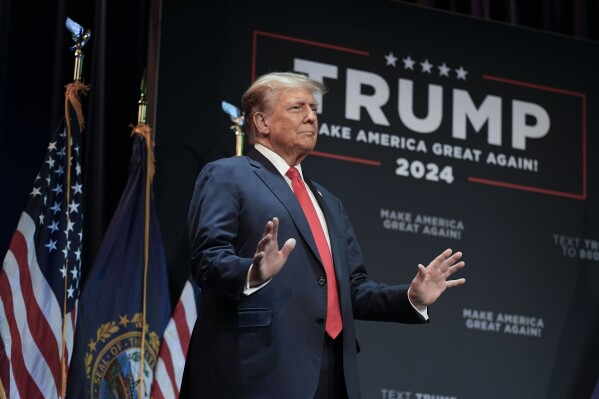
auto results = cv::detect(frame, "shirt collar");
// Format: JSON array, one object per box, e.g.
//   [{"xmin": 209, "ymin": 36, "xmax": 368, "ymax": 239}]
[{"xmin": 254, "ymin": 143, "xmax": 304, "ymax": 180}]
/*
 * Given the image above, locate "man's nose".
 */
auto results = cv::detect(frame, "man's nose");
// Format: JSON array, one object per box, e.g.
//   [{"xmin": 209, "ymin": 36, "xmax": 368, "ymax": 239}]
[{"xmin": 304, "ymin": 107, "xmax": 317, "ymax": 122}]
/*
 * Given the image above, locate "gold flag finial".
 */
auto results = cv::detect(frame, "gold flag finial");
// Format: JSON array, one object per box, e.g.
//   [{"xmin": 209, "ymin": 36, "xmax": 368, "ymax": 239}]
[
  {"xmin": 65, "ymin": 18, "xmax": 91, "ymax": 83},
  {"xmin": 221, "ymin": 100, "xmax": 245, "ymax": 156},
  {"xmin": 138, "ymin": 68, "xmax": 148, "ymax": 124},
  {"xmin": 130, "ymin": 69, "xmax": 155, "ymax": 181}
]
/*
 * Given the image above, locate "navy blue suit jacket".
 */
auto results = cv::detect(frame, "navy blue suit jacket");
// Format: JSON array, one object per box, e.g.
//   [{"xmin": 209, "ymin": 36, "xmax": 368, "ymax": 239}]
[{"xmin": 181, "ymin": 147, "xmax": 426, "ymax": 398}]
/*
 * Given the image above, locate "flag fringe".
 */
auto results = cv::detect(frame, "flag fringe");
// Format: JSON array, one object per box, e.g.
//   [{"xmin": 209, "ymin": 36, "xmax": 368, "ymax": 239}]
[
  {"xmin": 130, "ymin": 123, "xmax": 155, "ymax": 181},
  {"xmin": 64, "ymin": 81, "xmax": 90, "ymax": 132}
]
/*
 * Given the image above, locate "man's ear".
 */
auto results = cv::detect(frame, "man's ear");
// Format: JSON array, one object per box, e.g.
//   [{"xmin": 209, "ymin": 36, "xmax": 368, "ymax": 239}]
[{"xmin": 253, "ymin": 112, "xmax": 269, "ymax": 136}]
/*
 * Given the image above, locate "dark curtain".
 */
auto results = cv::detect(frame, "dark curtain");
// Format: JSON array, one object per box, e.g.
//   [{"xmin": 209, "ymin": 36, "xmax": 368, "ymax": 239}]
[
  {"xmin": 1, "ymin": 1, "xmax": 73, "ymax": 257},
  {"xmin": 82, "ymin": 0, "xmax": 151, "ymax": 283},
  {"xmin": 402, "ymin": 0, "xmax": 598, "ymax": 41},
  {"xmin": 0, "ymin": 0, "xmax": 151, "ymax": 283}
]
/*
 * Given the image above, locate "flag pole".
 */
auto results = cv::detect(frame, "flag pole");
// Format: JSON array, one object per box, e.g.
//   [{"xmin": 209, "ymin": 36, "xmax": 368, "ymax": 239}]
[
  {"xmin": 61, "ymin": 18, "xmax": 91, "ymax": 398},
  {"xmin": 234, "ymin": 120, "xmax": 245, "ymax": 156},
  {"xmin": 221, "ymin": 101, "xmax": 245, "ymax": 156},
  {"xmin": 0, "ymin": 374, "xmax": 6, "ymax": 399},
  {"xmin": 131, "ymin": 69, "xmax": 153, "ymax": 399}
]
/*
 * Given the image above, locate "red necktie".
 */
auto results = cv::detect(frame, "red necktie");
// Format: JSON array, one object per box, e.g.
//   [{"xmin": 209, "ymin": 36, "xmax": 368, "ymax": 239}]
[{"xmin": 286, "ymin": 166, "xmax": 342, "ymax": 339}]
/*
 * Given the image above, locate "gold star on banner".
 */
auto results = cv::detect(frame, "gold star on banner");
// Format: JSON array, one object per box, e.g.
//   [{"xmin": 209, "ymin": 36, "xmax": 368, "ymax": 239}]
[{"xmin": 119, "ymin": 314, "xmax": 130, "ymax": 327}]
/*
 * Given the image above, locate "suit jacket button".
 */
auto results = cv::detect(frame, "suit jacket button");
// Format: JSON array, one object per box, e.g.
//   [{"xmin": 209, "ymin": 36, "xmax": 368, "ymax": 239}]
[
  {"xmin": 318, "ymin": 277, "xmax": 326, "ymax": 285},
  {"xmin": 316, "ymin": 317, "xmax": 325, "ymax": 325}
]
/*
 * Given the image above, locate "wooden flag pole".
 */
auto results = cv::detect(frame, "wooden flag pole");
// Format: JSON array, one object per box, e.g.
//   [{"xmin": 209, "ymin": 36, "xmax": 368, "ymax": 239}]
[
  {"xmin": 131, "ymin": 70, "xmax": 153, "ymax": 399},
  {"xmin": 0, "ymin": 374, "xmax": 6, "ymax": 399},
  {"xmin": 221, "ymin": 101, "xmax": 245, "ymax": 156},
  {"xmin": 234, "ymin": 121, "xmax": 245, "ymax": 156},
  {"xmin": 61, "ymin": 18, "xmax": 91, "ymax": 398}
]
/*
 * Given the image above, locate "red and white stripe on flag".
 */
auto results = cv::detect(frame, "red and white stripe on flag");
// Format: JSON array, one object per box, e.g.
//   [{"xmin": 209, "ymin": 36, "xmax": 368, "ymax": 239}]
[
  {"xmin": 0, "ymin": 214, "xmax": 77, "ymax": 398},
  {"xmin": 150, "ymin": 279, "xmax": 198, "ymax": 399},
  {"xmin": 1, "ymin": 122, "xmax": 83, "ymax": 398}
]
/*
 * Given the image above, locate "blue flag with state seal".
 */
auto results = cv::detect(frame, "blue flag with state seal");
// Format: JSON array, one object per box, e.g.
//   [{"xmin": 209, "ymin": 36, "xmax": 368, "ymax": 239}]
[{"xmin": 66, "ymin": 128, "xmax": 171, "ymax": 398}]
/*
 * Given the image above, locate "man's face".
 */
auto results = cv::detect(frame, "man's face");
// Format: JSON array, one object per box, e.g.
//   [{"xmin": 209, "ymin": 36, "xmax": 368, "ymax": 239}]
[{"xmin": 262, "ymin": 87, "xmax": 319, "ymax": 165}]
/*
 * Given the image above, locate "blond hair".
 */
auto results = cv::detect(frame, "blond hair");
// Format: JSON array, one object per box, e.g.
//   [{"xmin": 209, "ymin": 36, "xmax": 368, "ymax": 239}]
[{"xmin": 242, "ymin": 72, "xmax": 327, "ymax": 142}]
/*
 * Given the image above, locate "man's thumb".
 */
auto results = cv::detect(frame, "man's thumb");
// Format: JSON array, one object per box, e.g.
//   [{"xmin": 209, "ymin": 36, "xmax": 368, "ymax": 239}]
[{"xmin": 281, "ymin": 238, "xmax": 296, "ymax": 258}]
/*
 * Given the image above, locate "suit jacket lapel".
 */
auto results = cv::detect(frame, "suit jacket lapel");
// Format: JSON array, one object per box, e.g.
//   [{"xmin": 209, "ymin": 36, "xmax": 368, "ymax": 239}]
[{"xmin": 247, "ymin": 148, "xmax": 324, "ymax": 266}]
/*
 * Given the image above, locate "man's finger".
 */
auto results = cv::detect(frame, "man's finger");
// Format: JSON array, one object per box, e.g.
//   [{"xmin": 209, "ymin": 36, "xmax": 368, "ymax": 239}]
[
  {"xmin": 271, "ymin": 217, "xmax": 280, "ymax": 234},
  {"xmin": 281, "ymin": 238, "xmax": 296, "ymax": 258},
  {"xmin": 441, "ymin": 248, "xmax": 452, "ymax": 258},
  {"xmin": 449, "ymin": 260, "xmax": 465, "ymax": 270},
  {"xmin": 256, "ymin": 233, "xmax": 272, "ymax": 252},
  {"xmin": 417, "ymin": 264, "xmax": 427, "ymax": 278},
  {"xmin": 270, "ymin": 217, "xmax": 280, "ymax": 241},
  {"xmin": 446, "ymin": 278, "xmax": 466, "ymax": 288},
  {"xmin": 447, "ymin": 251, "xmax": 463, "ymax": 264},
  {"xmin": 434, "ymin": 248, "xmax": 453, "ymax": 265},
  {"xmin": 253, "ymin": 252, "xmax": 265, "ymax": 266},
  {"xmin": 262, "ymin": 220, "xmax": 274, "ymax": 236}
]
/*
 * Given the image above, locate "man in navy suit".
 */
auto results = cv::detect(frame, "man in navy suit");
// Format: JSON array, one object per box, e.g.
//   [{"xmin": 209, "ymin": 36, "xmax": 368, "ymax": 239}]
[{"xmin": 181, "ymin": 72, "xmax": 466, "ymax": 398}]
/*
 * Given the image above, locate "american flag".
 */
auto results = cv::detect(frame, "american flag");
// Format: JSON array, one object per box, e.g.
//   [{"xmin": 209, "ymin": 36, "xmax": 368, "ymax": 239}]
[
  {"xmin": 150, "ymin": 277, "xmax": 199, "ymax": 399},
  {"xmin": 0, "ymin": 116, "xmax": 83, "ymax": 398}
]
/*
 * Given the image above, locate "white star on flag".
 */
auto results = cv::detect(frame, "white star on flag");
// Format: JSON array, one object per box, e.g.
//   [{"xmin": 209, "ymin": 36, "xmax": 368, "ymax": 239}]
[
  {"xmin": 72, "ymin": 182, "xmax": 83, "ymax": 194},
  {"xmin": 69, "ymin": 200, "xmax": 80, "ymax": 214},
  {"xmin": 31, "ymin": 186, "xmax": 42, "ymax": 197},
  {"xmin": 50, "ymin": 201, "xmax": 61, "ymax": 214},
  {"xmin": 48, "ymin": 220, "xmax": 60, "ymax": 234},
  {"xmin": 46, "ymin": 239, "xmax": 58, "ymax": 252}
]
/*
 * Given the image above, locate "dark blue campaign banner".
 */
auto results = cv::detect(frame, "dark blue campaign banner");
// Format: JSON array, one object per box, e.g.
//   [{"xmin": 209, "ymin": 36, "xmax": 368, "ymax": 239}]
[
  {"xmin": 155, "ymin": 1, "xmax": 599, "ymax": 398},
  {"xmin": 250, "ymin": 25, "xmax": 586, "ymax": 200}
]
